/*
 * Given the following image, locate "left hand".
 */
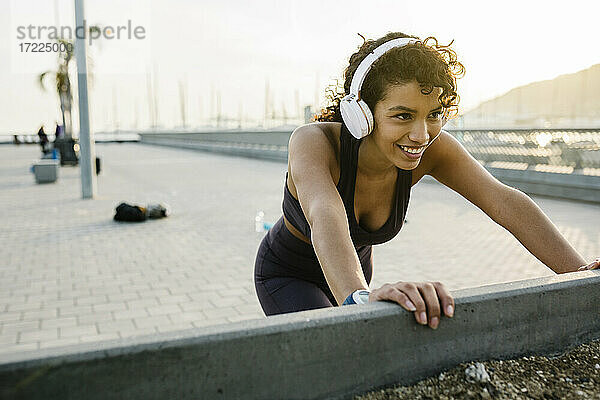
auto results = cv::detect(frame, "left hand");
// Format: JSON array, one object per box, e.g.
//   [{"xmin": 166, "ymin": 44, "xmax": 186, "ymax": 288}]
[{"xmin": 578, "ymin": 258, "xmax": 600, "ymax": 271}]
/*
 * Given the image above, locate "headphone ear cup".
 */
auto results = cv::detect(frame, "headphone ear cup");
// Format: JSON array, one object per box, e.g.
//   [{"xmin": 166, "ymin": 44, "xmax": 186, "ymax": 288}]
[
  {"xmin": 350, "ymin": 102, "xmax": 368, "ymax": 139},
  {"xmin": 357, "ymin": 99, "xmax": 373, "ymax": 136},
  {"xmin": 341, "ymin": 97, "xmax": 365, "ymax": 139}
]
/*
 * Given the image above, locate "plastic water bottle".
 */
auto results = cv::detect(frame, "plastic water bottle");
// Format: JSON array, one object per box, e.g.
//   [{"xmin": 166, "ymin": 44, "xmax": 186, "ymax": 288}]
[
  {"xmin": 255, "ymin": 211, "xmax": 265, "ymax": 232},
  {"xmin": 255, "ymin": 211, "xmax": 274, "ymax": 232}
]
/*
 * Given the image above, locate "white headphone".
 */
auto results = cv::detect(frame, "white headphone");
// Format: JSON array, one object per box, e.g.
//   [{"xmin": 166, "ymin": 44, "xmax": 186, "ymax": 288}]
[{"xmin": 340, "ymin": 37, "xmax": 418, "ymax": 139}]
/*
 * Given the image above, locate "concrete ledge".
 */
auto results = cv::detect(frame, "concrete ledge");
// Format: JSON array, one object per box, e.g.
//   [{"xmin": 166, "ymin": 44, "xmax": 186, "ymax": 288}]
[
  {"xmin": 141, "ymin": 137, "xmax": 287, "ymax": 162},
  {"xmin": 140, "ymin": 130, "xmax": 292, "ymax": 147},
  {"xmin": 1, "ymin": 272, "xmax": 599, "ymax": 400}
]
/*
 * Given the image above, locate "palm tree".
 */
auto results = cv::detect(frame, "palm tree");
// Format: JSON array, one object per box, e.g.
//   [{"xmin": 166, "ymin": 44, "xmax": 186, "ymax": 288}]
[{"xmin": 38, "ymin": 27, "xmax": 99, "ymax": 139}]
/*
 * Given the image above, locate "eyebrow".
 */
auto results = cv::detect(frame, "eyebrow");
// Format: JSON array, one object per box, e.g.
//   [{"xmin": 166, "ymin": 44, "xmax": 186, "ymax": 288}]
[{"xmin": 387, "ymin": 105, "xmax": 443, "ymax": 113}]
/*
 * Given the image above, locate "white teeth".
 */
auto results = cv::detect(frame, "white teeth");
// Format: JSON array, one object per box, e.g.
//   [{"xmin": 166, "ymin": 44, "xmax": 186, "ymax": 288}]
[{"xmin": 398, "ymin": 145, "xmax": 424, "ymax": 154}]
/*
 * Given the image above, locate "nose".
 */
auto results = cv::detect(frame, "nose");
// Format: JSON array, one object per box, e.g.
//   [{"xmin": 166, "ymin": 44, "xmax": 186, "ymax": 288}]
[{"xmin": 407, "ymin": 120, "xmax": 429, "ymax": 145}]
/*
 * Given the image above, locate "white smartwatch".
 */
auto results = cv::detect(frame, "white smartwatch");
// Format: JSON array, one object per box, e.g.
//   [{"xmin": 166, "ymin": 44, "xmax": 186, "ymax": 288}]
[{"xmin": 342, "ymin": 289, "xmax": 371, "ymax": 305}]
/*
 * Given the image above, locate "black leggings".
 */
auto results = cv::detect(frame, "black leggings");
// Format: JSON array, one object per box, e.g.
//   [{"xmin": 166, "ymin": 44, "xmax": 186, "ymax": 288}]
[{"xmin": 254, "ymin": 217, "xmax": 372, "ymax": 316}]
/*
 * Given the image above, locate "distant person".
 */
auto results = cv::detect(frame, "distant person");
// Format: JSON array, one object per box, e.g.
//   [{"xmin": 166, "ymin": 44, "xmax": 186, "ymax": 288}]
[
  {"xmin": 37, "ymin": 126, "xmax": 50, "ymax": 154},
  {"xmin": 54, "ymin": 123, "xmax": 64, "ymax": 142},
  {"xmin": 253, "ymin": 32, "xmax": 599, "ymax": 328},
  {"xmin": 13, "ymin": 135, "xmax": 21, "ymax": 145}
]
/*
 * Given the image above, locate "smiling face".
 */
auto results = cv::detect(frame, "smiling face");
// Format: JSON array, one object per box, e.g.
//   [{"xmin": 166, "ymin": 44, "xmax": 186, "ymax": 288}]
[{"xmin": 367, "ymin": 80, "xmax": 445, "ymax": 170}]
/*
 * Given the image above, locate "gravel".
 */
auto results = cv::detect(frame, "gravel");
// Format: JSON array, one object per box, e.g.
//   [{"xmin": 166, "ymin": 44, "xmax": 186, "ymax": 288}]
[{"xmin": 355, "ymin": 338, "xmax": 600, "ymax": 399}]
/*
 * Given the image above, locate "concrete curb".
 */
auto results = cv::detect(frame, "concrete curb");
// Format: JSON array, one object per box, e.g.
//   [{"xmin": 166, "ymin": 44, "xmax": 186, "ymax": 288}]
[{"xmin": 1, "ymin": 271, "xmax": 599, "ymax": 400}]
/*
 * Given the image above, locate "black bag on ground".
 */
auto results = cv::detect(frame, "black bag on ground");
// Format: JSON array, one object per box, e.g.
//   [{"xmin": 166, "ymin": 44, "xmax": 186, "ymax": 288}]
[{"xmin": 114, "ymin": 203, "xmax": 147, "ymax": 222}]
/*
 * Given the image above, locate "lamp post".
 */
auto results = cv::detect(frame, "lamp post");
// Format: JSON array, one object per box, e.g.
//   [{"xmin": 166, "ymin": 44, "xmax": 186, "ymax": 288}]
[{"xmin": 74, "ymin": 0, "xmax": 97, "ymax": 199}]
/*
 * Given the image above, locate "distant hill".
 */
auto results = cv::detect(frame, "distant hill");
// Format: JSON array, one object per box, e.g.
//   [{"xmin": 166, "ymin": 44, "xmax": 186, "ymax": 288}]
[{"xmin": 457, "ymin": 64, "xmax": 600, "ymax": 129}]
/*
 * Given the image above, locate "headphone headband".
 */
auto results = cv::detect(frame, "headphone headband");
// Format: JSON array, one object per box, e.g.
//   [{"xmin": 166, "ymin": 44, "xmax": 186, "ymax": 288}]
[{"xmin": 349, "ymin": 37, "xmax": 418, "ymax": 97}]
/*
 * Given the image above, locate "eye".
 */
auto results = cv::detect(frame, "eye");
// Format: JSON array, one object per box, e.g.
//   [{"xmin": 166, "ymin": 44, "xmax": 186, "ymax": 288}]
[
  {"xmin": 393, "ymin": 113, "xmax": 412, "ymax": 121},
  {"xmin": 429, "ymin": 111, "xmax": 443, "ymax": 120}
]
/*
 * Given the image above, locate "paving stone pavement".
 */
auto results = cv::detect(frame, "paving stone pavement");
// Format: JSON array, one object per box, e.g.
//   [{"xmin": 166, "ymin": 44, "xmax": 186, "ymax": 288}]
[{"xmin": 1, "ymin": 143, "xmax": 599, "ymax": 356}]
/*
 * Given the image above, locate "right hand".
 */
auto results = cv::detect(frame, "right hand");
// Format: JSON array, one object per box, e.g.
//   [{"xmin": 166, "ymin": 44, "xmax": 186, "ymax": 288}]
[{"xmin": 368, "ymin": 281, "xmax": 454, "ymax": 329}]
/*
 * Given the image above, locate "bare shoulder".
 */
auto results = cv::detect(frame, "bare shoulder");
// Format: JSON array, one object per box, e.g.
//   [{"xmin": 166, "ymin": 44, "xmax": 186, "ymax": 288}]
[
  {"xmin": 289, "ymin": 122, "xmax": 340, "ymax": 153},
  {"xmin": 423, "ymin": 130, "xmax": 512, "ymax": 215},
  {"xmin": 287, "ymin": 122, "xmax": 341, "ymax": 197},
  {"xmin": 425, "ymin": 129, "xmax": 476, "ymax": 178}
]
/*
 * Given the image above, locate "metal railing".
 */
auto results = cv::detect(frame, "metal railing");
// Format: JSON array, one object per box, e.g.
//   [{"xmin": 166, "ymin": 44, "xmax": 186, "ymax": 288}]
[
  {"xmin": 447, "ymin": 128, "xmax": 600, "ymax": 172},
  {"xmin": 10, "ymin": 128, "xmax": 599, "ymax": 172}
]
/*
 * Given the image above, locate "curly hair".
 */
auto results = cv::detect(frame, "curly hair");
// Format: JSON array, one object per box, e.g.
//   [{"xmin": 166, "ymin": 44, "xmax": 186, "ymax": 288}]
[{"xmin": 316, "ymin": 31, "xmax": 465, "ymax": 123}]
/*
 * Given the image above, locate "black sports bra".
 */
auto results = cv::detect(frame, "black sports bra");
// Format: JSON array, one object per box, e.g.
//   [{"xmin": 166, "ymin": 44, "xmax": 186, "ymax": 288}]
[{"xmin": 282, "ymin": 122, "xmax": 411, "ymax": 247}]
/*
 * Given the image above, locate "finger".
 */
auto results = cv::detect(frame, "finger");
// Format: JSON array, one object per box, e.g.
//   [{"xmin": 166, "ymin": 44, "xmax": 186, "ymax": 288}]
[
  {"xmin": 578, "ymin": 261, "xmax": 594, "ymax": 271},
  {"xmin": 418, "ymin": 282, "xmax": 441, "ymax": 329},
  {"xmin": 396, "ymin": 283, "xmax": 427, "ymax": 325},
  {"xmin": 372, "ymin": 284, "xmax": 422, "ymax": 321},
  {"xmin": 390, "ymin": 288, "xmax": 418, "ymax": 312},
  {"xmin": 579, "ymin": 259, "xmax": 600, "ymax": 271},
  {"xmin": 432, "ymin": 281, "xmax": 454, "ymax": 318}
]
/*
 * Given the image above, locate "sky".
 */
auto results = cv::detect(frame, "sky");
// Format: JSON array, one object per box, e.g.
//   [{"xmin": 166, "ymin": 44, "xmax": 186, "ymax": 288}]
[{"xmin": 1, "ymin": 0, "xmax": 600, "ymax": 134}]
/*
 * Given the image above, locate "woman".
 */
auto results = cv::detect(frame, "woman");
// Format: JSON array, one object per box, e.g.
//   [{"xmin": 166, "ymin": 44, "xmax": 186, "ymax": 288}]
[{"xmin": 253, "ymin": 31, "xmax": 599, "ymax": 330}]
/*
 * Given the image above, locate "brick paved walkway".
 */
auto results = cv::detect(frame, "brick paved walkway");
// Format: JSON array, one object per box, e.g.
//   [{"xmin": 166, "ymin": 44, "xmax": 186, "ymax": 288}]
[{"xmin": 1, "ymin": 143, "xmax": 598, "ymax": 356}]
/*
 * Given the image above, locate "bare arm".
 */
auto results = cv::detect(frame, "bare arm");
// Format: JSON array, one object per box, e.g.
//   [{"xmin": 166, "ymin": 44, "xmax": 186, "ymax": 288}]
[
  {"xmin": 288, "ymin": 124, "xmax": 369, "ymax": 305},
  {"xmin": 498, "ymin": 191, "xmax": 586, "ymax": 273},
  {"xmin": 428, "ymin": 131, "xmax": 587, "ymax": 274}
]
